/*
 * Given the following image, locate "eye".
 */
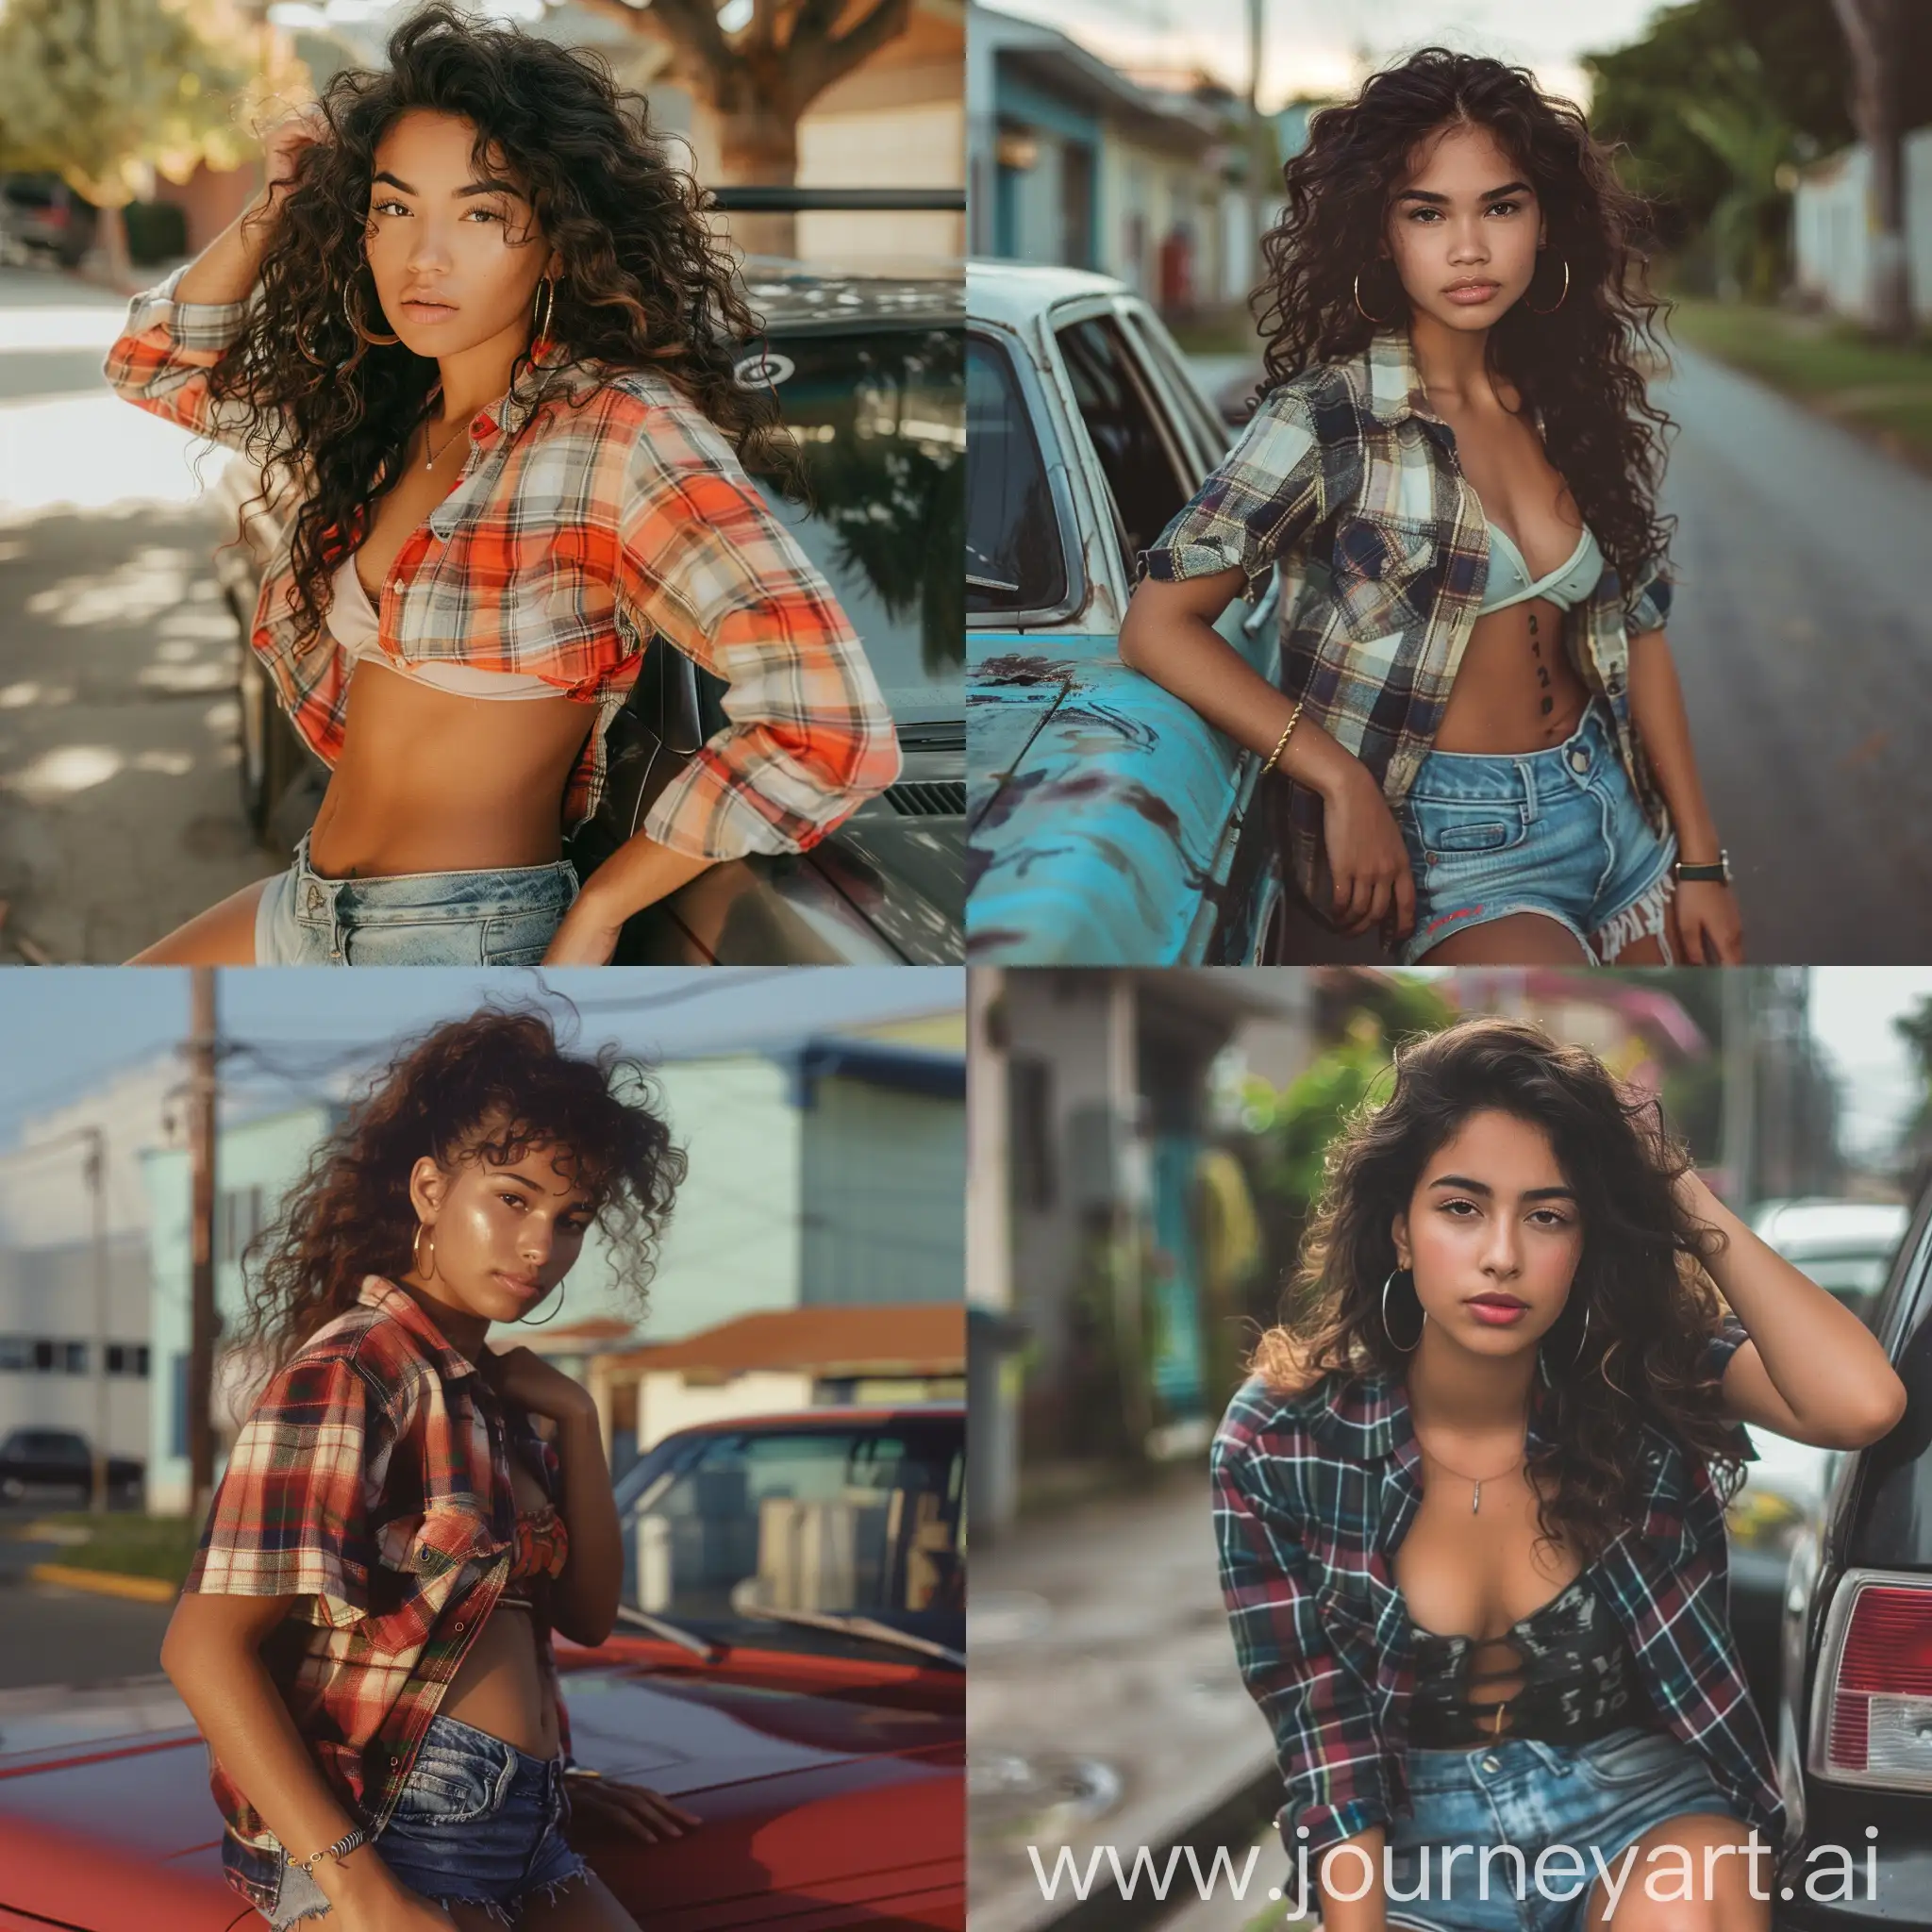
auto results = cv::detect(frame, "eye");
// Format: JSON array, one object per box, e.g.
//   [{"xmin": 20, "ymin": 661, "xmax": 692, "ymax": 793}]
[
  {"xmin": 497, "ymin": 1191, "xmax": 528, "ymax": 1210},
  {"xmin": 1529, "ymin": 1208, "xmax": 1574, "ymax": 1228},
  {"xmin": 465, "ymin": 206, "xmax": 506, "ymax": 224},
  {"xmin": 1406, "ymin": 206, "xmax": 1441, "ymax": 223},
  {"xmin": 1487, "ymin": 198, "xmax": 1523, "ymax": 216},
  {"xmin": 1438, "ymin": 1197, "xmax": 1478, "ymax": 1217},
  {"xmin": 372, "ymin": 198, "xmax": 410, "ymax": 217}
]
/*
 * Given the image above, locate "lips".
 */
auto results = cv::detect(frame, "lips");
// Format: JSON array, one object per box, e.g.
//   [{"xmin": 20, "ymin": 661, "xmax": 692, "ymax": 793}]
[
  {"xmin": 1467, "ymin": 1294, "xmax": 1526, "ymax": 1309},
  {"xmin": 1444, "ymin": 281, "xmax": 1500, "ymax": 302},
  {"xmin": 495, "ymin": 1272, "xmax": 541, "ymax": 1296}
]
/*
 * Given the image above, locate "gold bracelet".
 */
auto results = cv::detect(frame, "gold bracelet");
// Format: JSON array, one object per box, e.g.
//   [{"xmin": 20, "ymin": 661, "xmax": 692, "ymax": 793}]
[{"xmin": 1262, "ymin": 699, "xmax": 1307, "ymax": 774}]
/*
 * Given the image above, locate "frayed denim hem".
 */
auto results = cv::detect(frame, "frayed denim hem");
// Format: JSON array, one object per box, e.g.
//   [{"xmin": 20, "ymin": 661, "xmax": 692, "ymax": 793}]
[
  {"xmin": 1591, "ymin": 866, "xmax": 1675, "ymax": 964},
  {"xmin": 426, "ymin": 1857, "xmax": 593, "ymax": 1926}
]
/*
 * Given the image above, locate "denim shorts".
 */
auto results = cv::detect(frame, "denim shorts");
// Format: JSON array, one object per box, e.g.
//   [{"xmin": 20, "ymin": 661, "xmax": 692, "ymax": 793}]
[
  {"xmin": 1371, "ymin": 1725, "xmax": 1749, "ymax": 1932},
  {"xmin": 258, "ymin": 1709, "xmax": 592, "ymax": 1928},
  {"xmin": 254, "ymin": 831, "xmax": 578, "ymax": 965},
  {"xmin": 1396, "ymin": 700, "xmax": 1676, "ymax": 965}
]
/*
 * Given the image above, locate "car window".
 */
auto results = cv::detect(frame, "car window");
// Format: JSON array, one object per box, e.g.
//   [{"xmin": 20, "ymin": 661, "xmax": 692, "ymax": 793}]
[
  {"xmin": 1118, "ymin": 305, "xmax": 1231, "ymax": 462},
  {"xmin": 1053, "ymin": 314, "xmax": 1191, "ymax": 573},
  {"xmin": 966, "ymin": 333, "xmax": 1070, "ymax": 617},
  {"xmin": 743, "ymin": 326, "xmax": 963, "ymax": 732},
  {"xmin": 621, "ymin": 1424, "xmax": 962, "ymax": 1626}
]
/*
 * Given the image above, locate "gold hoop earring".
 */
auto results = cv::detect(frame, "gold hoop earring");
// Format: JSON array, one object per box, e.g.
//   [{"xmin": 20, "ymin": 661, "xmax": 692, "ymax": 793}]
[
  {"xmin": 531, "ymin": 275, "xmax": 556, "ymax": 352},
  {"xmin": 343, "ymin": 269, "xmax": 400, "ymax": 346},
  {"xmin": 1526, "ymin": 256, "xmax": 1570, "ymax": 315},
  {"xmin": 520, "ymin": 1279, "xmax": 566, "ymax": 1326},
  {"xmin": 1353, "ymin": 266, "xmax": 1390, "ymax": 325},
  {"xmin": 411, "ymin": 1222, "xmax": 436, "ymax": 1280}
]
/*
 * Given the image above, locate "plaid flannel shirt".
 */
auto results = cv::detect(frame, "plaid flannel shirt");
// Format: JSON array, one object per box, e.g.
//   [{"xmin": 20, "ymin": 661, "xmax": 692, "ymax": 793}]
[
  {"xmin": 1138, "ymin": 329, "xmax": 1674, "ymax": 908},
  {"xmin": 1211, "ymin": 1315, "xmax": 1786, "ymax": 1858},
  {"xmin": 103, "ymin": 264, "xmax": 901, "ymax": 855},
  {"xmin": 182, "ymin": 1275, "xmax": 576, "ymax": 1917}
]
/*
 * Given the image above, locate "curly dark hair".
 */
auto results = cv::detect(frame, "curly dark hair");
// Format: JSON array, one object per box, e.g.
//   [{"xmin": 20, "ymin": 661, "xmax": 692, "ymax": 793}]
[
  {"xmin": 207, "ymin": 2, "xmax": 792, "ymax": 651},
  {"xmin": 1249, "ymin": 1017, "xmax": 1745, "ymax": 1566},
  {"xmin": 232, "ymin": 1002, "xmax": 686, "ymax": 1376},
  {"xmin": 1252, "ymin": 46, "xmax": 1675, "ymax": 603}
]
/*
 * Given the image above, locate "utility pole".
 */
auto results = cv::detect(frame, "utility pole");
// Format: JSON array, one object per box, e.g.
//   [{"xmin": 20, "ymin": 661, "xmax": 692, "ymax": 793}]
[
  {"xmin": 86, "ymin": 1128, "xmax": 108, "ymax": 1515},
  {"xmin": 1245, "ymin": 0, "xmax": 1268, "ymax": 295},
  {"xmin": 1720, "ymin": 971, "xmax": 1757, "ymax": 1209},
  {"xmin": 187, "ymin": 969, "xmax": 219, "ymax": 1523}
]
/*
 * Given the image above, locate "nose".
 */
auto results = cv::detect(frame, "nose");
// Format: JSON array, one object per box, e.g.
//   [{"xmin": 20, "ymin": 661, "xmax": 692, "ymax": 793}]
[
  {"xmin": 1446, "ymin": 220, "xmax": 1490, "ymax": 265},
  {"xmin": 1478, "ymin": 1215, "xmax": 1523, "ymax": 1278}
]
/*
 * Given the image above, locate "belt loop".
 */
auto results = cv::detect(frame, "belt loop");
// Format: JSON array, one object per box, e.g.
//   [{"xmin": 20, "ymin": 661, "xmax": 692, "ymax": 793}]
[{"xmin": 1517, "ymin": 756, "xmax": 1537, "ymax": 822}]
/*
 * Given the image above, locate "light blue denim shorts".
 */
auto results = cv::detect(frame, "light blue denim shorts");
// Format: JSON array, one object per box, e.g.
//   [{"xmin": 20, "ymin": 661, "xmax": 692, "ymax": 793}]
[
  {"xmin": 1396, "ymin": 700, "xmax": 1676, "ymax": 965},
  {"xmin": 254, "ymin": 831, "xmax": 578, "ymax": 965},
  {"xmin": 258, "ymin": 1709, "xmax": 592, "ymax": 1928},
  {"xmin": 1374, "ymin": 1725, "xmax": 1750, "ymax": 1932}
]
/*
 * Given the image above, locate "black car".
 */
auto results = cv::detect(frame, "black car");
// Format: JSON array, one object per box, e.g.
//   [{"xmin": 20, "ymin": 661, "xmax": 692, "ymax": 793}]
[
  {"xmin": 0, "ymin": 174, "xmax": 96, "ymax": 268},
  {"xmin": 1774, "ymin": 1181, "xmax": 1932, "ymax": 1926},
  {"xmin": 214, "ymin": 258, "xmax": 965, "ymax": 965},
  {"xmin": 0, "ymin": 1428, "xmax": 142, "ymax": 1504}
]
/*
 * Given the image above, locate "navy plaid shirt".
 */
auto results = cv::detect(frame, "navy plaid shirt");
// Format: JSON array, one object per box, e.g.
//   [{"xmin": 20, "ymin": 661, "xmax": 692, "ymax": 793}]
[{"xmin": 1211, "ymin": 1316, "xmax": 1785, "ymax": 1856}]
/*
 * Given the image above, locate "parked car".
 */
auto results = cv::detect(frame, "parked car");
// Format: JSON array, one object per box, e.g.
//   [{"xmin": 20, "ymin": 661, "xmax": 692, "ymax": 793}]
[
  {"xmin": 0, "ymin": 173, "xmax": 96, "ymax": 268},
  {"xmin": 212, "ymin": 254, "xmax": 966, "ymax": 965},
  {"xmin": 0, "ymin": 1403, "xmax": 963, "ymax": 1932},
  {"xmin": 0, "ymin": 1426, "xmax": 142, "ymax": 1504},
  {"xmin": 967, "ymin": 260, "xmax": 1299, "ymax": 966},
  {"xmin": 1725, "ymin": 1200, "xmax": 1911, "ymax": 1725},
  {"xmin": 1772, "ymin": 1184, "xmax": 1932, "ymax": 1926}
]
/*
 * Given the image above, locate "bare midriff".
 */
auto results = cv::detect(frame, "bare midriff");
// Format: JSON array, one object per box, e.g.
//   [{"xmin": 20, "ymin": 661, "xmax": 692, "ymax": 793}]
[
  {"xmin": 435, "ymin": 1450, "xmax": 561, "ymax": 1761},
  {"xmin": 1429, "ymin": 593, "xmax": 1592, "ymax": 755},
  {"xmin": 306, "ymin": 661, "xmax": 595, "ymax": 879}
]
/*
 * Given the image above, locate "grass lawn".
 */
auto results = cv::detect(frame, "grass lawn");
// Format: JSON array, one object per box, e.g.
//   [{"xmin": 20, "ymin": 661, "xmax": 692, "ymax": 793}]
[
  {"xmin": 26, "ymin": 1511, "xmax": 200, "ymax": 1584},
  {"xmin": 1665, "ymin": 297, "xmax": 1932, "ymax": 470}
]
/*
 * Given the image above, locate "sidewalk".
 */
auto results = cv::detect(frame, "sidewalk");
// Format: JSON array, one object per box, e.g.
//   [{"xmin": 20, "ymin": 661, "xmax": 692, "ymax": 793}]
[{"xmin": 969, "ymin": 1461, "xmax": 1288, "ymax": 1932}]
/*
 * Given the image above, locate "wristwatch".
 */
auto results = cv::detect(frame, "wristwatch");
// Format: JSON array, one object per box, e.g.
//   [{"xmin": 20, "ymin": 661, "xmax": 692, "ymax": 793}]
[{"xmin": 1673, "ymin": 849, "xmax": 1731, "ymax": 886}]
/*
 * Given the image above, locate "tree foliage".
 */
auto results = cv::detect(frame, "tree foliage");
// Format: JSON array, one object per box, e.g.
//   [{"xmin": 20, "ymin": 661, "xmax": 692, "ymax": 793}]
[{"xmin": 0, "ymin": 0, "xmax": 304, "ymax": 207}]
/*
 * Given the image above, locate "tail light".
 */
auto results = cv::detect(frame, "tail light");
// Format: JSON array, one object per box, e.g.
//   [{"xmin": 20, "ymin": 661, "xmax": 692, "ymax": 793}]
[{"xmin": 1808, "ymin": 1567, "xmax": 1932, "ymax": 1791}]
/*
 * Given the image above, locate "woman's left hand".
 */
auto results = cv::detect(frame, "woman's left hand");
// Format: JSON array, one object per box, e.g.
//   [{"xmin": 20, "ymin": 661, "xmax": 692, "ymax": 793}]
[
  {"xmin": 1674, "ymin": 880, "xmax": 1743, "ymax": 965},
  {"xmin": 480, "ymin": 1343, "xmax": 594, "ymax": 1424},
  {"xmin": 565, "ymin": 1771, "xmax": 702, "ymax": 1844},
  {"xmin": 541, "ymin": 894, "xmax": 626, "ymax": 966}
]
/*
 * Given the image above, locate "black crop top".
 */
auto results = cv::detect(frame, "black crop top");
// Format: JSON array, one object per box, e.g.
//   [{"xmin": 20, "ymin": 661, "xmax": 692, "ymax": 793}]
[{"xmin": 1406, "ymin": 1575, "xmax": 1655, "ymax": 1749}]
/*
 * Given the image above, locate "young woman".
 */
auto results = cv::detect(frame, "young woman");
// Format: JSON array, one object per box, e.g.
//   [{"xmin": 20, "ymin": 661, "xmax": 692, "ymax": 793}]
[
  {"xmin": 106, "ymin": 4, "xmax": 899, "ymax": 966},
  {"xmin": 1213, "ymin": 1018, "xmax": 1906, "ymax": 1931},
  {"xmin": 160, "ymin": 1007, "xmax": 695, "ymax": 1930},
  {"xmin": 1121, "ymin": 49, "xmax": 1742, "ymax": 967}
]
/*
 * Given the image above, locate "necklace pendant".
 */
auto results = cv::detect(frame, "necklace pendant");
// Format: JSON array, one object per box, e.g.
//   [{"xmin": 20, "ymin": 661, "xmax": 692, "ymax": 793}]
[{"xmin": 1472, "ymin": 1481, "xmax": 1481, "ymax": 1514}]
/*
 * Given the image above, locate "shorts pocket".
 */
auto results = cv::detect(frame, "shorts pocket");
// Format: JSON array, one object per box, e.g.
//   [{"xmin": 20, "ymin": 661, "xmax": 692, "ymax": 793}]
[
  {"xmin": 1406, "ymin": 798, "xmax": 1528, "ymax": 860},
  {"xmin": 1574, "ymin": 1726, "xmax": 1677, "ymax": 1790},
  {"xmin": 389, "ymin": 1733, "xmax": 511, "ymax": 1827},
  {"xmin": 481, "ymin": 906, "xmax": 564, "ymax": 965},
  {"xmin": 341, "ymin": 918, "xmax": 489, "ymax": 967}
]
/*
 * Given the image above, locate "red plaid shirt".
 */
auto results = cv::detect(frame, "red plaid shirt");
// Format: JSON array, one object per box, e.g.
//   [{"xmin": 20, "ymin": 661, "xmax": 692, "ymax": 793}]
[
  {"xmin": 104, "ymin": 264, "xmax": 901, "ymax": 852},
  {"xmin": 182, "ymin": 1275, "xmax": 576, "ymax": 1916}
]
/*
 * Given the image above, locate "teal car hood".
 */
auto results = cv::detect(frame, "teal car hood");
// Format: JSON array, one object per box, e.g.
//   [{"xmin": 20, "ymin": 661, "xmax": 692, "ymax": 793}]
[{"xmin": 966, "ymin": 630, "xmax": 1255, "ymax": 963}]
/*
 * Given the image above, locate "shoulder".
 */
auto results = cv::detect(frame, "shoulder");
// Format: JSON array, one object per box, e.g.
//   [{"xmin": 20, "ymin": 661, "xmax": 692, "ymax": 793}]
[
  {"xmin": 263, "ymin": 1302, "xmax": 436, "ymax": 1429},
  {"xmin": 1214, "ymin": 1363, "xmax": 1346, "ymax": 1477}
]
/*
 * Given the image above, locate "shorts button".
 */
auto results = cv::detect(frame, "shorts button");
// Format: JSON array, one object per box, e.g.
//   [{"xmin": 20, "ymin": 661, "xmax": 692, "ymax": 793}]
[
  {"xmin": 306, "ymin": 884, "xmax": 324, "ymax": 912},
  {"xmin": 454, "ymin": 1620, "xmax": 465, "ymax": 1631},
  {"xmin": 1480, "ymin": 1754, "xmax": 1500, "ymax": 1773},
  {"xmin": 1569, "ymin": 748, "xmax": 1589, "ymax": 773}
]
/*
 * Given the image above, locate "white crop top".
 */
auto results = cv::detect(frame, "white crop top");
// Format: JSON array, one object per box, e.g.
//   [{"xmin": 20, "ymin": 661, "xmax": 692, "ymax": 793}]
[{"xmin": 328, "ymin": 557, "xmax": 559, "ymax": 701}]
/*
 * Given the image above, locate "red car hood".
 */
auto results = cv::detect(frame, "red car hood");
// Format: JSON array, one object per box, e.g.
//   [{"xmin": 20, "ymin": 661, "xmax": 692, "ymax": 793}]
[{"xmin": 0, "ymin": 1646, "xmax": 962, "ymax": 1932}]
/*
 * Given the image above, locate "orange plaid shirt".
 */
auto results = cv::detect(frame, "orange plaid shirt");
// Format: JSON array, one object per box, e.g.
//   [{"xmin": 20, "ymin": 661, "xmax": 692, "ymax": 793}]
[
  {"xmin": 182, "ymin": 1276, "xmax": 576, "ymax": 1918},
  {"xmin": 104, "ymin": 265, "xmax": 901, "ymax": 852}
]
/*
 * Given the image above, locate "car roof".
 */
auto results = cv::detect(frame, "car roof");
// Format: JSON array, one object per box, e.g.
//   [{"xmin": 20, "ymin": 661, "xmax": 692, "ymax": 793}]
[
  {"xmin": 665, "ymin": 1402, "xmax": 963, "ymax": 1437},
  {"xmin": 967, "ymin": 258, "xmax": 1135, "ymax": 322},
  {"xmin": 1751, "ymin": 1197, "xmax": 1910, "ymax": 1255},
  {"xmin": 739, "ymin": 258, "xmax": 964, "ymax": 330}
]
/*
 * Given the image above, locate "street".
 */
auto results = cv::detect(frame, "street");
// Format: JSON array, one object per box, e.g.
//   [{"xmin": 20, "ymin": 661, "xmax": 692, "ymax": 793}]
[
  {"xmin": 0, "ymin": 260, "xmax": 269, "ymax": 963},
  {"xmin": 0, "ymin": 1506, "xmax": 174, "ymax": 1689},
  {"xmin": 1188, "ymin": 340, "xmax": 1932, "ymax": 963}
]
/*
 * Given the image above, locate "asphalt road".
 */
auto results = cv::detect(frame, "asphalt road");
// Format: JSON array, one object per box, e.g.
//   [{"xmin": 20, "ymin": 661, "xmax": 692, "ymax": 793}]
[
  {"xmin": 0, "ymin": 1506, "xmax": 173, "ymax": 1689},
  {"xmin": 0, "ymin": 259, "xmax": 271, "ymax": 963},
  {"xmin": 1189, "ymin": 341, "xmax": 1932, "ymax": 964}
]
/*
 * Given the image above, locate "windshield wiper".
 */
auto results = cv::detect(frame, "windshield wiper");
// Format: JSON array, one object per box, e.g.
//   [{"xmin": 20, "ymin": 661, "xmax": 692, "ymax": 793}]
[
  {"xmin": 612, "ymin": 1603, "xmax": 726, "ymax": 1662},
  {"xmin": 741, "ymin": 1607, "xmax": 964, "ymax": 1668}
]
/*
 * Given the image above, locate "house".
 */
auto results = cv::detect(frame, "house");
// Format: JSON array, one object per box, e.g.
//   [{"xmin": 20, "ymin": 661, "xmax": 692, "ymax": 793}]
[
  {"xmin": 1790, "ymin": 127, "xmax": 1932, "ymax": 325},
  {"xmin": 587, "ymin": 1301, "xmax": 964, "ymax": 1475}
]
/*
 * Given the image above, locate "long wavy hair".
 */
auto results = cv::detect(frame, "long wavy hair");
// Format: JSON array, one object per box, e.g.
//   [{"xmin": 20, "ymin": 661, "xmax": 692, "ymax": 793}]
[
  {"xmin": 1253, "ymin": 46, "xmax": 1674, "ymax": 603},
  {"xmin": 230, "ymin": 1003, "xmax": 686, "ymax": 1378},
  {"xmin": 208, "ymin": 3, "xmax": 792, "ymax": 650},
  {"xmin": 1250, "ymin": 1018, "xmax": 1745, "ymax": 1565}
]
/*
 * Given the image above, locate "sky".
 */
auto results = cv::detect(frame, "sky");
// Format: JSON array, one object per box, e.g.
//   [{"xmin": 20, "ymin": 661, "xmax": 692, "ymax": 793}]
[
  {"xmin": 986, "ymin": 0, "xmax": 1670, "ymax": 114},
  {"xmin": 0, "ymin": 968, "xmax": 965, "ymax": 1145},
  {"xmin": 1810, "ymin": 968, "xmax": 1932, "ymax": 1167}
]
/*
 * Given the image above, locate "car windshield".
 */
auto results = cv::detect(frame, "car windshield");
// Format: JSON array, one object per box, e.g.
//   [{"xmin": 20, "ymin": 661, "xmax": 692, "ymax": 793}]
[
  {"xmin": 966, "ymin": 333, "xmax": 1069, "ymax": 616},
  {"xmin": 616, "ymin": 1422, "xmax": 963, "ymax": 1651},
  {"xmin": 744, "ymin": 327, "xmax": 964, "ymax": 734}
]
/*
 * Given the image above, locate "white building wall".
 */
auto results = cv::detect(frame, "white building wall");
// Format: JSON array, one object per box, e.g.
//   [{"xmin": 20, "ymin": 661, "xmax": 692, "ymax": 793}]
[
  {"xmin": 636, "ymin": 1368, "xmax": 815, "ymax": 1453},
  {"xmin": 1791, "ymin": 128, "xmax": 1932, "ymax": 324}
]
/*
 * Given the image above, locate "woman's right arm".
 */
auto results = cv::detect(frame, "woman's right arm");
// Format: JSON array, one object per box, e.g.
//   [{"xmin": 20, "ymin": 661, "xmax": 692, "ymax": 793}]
[
  {"xmin": 159, "ymin": 1595, "xmax": 440, "ymax": 1927},
  {"xmin": 1120, "ymin": 391, "xmax": 1414, "ymax": 941},
  {"xmin": 102, "ymin": 104, "xmax": 327, "ymax": 447},
  {"xmin": 1211, "ymin": 1413, "xmax": 1394, "ymax": 1930}
]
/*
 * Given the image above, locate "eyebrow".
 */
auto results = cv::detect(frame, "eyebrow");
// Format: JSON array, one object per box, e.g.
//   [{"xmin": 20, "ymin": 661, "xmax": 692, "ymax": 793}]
[
  {"xmin": 496, "ymin": 1168, "xmax": 592, "ymax": 1207},
  {"xmin": 372, "ymin": 170, "xmax": 526, "ymax": 201},
  {"xmin": 1394, "ymin": 179, "xmax": 1532, "ymax": 205},
  {"xmin": 1428, "ymin": 1174, "xmax": 1576, "ymax": 1201}
]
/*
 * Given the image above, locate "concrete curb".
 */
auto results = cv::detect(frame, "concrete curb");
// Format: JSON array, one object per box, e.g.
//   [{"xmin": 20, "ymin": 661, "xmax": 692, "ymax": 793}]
[{"xmin": 27, "ymin": 1562, "xmax": 179, "ymax": 1604}]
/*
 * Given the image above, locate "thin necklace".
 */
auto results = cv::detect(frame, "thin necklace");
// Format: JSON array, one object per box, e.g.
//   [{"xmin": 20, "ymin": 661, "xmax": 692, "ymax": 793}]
[
  {"xmin": 423, "ymin": 416, "xmax": 467, "ymax": 471},
  {"xmin": 1415, "ymin": 1432, "xmax": 1526, "ymax": 1514}
]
